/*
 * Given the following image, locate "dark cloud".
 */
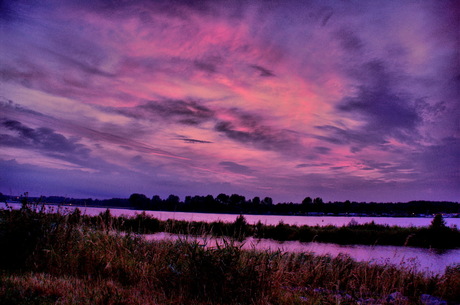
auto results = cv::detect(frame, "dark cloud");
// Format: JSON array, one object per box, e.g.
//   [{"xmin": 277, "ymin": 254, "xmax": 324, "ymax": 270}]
[
  {"xmin": 215, "ymin": 120, "xmax": 300, "ymax": 152},
  {"xmin": 335, "ymin": 29, "xmax": 363, "ymax": 52},
  {"xmin": 212, "ymin": 107, "xmax": 304, "ymax": 153},
  {"xmin": 0, "ymin": 63, "xmax": 47, "ymax": 89},
  {"xmin": 330, "ymin": 166, "xmax": 347, "ymax": 170},
  {"xmin": 314, "ymin": 125, "xmax": 384, "ymax": 147},
  {"xmin": 250, "ymin": 65, "xmax": 275, "ymax": 77},
  {"xmin": 0, "ymin": 119, "xmax": 123, "ymax": 171},
  {"xmin": 314, "ymin": 146, "xmax": 330, "ymax": 154},
  {"xmin": 2, "ymin": 99, "xmax": 188, "ymax": 160},
  {"xmin": 116, "ymin": 100, "xmax": 215, "ymax": 126},
  {"xmin": 0, "ymin": 98, "xmax": 45, "ymax": 118},
  {"xmin": 0, "ymin": 117, "xmax": 178, "ymax": 172},
  {"xmin": 43, "ymin": 48, "xmax": 114, "ymax": 78},
  {"xmin": 79, "ymin": 125, "xmax": 187, "ymax": 159},
  {"xmin": 194, "ymin": 60, "xmax": 217, "ymax": 73},
  {"xmin": 338, "ymin": 86, "xmax": 420, "ymax": 132},
  {"xmin": 0, "ymin": 119, "xmax": 90, "ymax": 156},
  {"xmin": 296, "ymin": 162, "xmax": 330, "ymax": 168},
  {"xmin": 0, "ymin": 0, "xmax": 17, "ymax": 22},
  {"xmin": 194, "ymin": 56, "xmax": 222, "ymax": 74},
  {"xmin": 358, "ymin": 160, "xmax": 392, "ymax": 171},
  {"xmin": 1, "ymin": 61, "xmax": 123, "ymax": 103},
  {"xmin": 113, "ymin": 100, "xmax": 304, "ymax": 154},
  {"xmin": 177, "ymin": 136, "xmax": 212, "ymax": 144},
  {"xmin": 318, "ymin": 60, "xmax": 422, "ymax": 148},
  {"xmin": 219, "ymin": 161, "xmax": 254, "ymax": 175}
]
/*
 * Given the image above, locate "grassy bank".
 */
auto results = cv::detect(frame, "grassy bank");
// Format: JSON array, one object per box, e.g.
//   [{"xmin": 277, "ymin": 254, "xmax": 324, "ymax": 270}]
[
  {"xmin": 2, "ymin": 202, "xmax": 460, "ymax": 249},
  {"xmin": 1, "ymin": 203, "xmax": 460, "ymax": 304},
  {"xmin": 62, "ymin": 206, "xmax": 460, "ymax": 248}
]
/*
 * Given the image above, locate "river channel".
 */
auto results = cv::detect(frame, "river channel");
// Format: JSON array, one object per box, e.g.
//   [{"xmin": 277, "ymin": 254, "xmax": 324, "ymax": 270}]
[{"xmin": 2, "ymin": 203, "xmax": 459, "ymax": 274}]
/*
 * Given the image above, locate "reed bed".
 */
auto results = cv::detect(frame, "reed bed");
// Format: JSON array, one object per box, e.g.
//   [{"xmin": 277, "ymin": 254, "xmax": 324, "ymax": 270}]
[
  {"xmin": 1, "ymin": 203, "xmax": 459, "ymax": 304},
  {"xmin": 101, "ymin": 209, "xmax": 459, "ymax": 248}
]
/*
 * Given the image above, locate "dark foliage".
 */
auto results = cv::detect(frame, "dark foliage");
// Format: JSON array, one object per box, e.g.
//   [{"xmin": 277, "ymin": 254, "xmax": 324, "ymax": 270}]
[{"xmin": 3, "ymin": 193, "xmax": 458, "ymax": 217}]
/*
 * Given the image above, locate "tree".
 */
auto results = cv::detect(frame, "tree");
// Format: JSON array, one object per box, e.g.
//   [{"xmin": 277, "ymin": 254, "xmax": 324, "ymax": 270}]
[
  {"xmin": 129, "ymin": 193, "xmax": 150, "ymax": 209},
  {"xmin": 230, "ymin": 194, "xmax": 245, "ymax": 205},
  {"xmin": 216, "ymin": 193, "xmax": 229, "ymax": 204},
  {"xmin": 262, "ymin": 197, "xmax": 273, "ymax": 206},
  {"xmin": 165, "ymin": 194, "xmax": 180, "ymax": 211},
  {"xmin": 344, "ymin": 200, "xmax": 352, "ymax": 213},
  {"xmin": 313, "ymin": 197, "xmax": 323, "ymax": 205},
  {"xmin": 430, "ymin": 214, "xmax": 447, "ymax": 230},
  {"xmin": 301, "ymin": 197, "xmax": 312, "ymax": 213},
  {"xmin": 151, "ymin": 195, "xmax": 162, "ymax": 210},
  {"xmin": 203, "ymin": 195, "xmax": 215, "ymax": 211}
]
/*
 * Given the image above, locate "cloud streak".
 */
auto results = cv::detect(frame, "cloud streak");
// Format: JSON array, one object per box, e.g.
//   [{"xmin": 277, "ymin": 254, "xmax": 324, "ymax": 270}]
[{"xmin": 0, "ymin": 0, "xmax": 458, "ymax": 202}]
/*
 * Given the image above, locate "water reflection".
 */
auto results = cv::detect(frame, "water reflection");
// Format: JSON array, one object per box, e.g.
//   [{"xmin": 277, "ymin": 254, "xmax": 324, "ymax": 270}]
[
  {"xmin": 144, "ymin": 232, "xmax": 460, "ymax": 275},
  {"xmin": 2, "ymin": 202, "xmax": 459, "ymax": 274},
  {"xmin": 2, "ymin": 202, "xmax": 460, "ymax": 228}
]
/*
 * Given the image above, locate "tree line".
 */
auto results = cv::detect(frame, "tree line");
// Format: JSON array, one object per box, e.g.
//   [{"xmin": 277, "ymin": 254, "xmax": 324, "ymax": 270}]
[
  {"xmin": 127, "ymin": 193, "xmax": 459, "ymax": 216},
  {"xmin": 1, "ymin": 192, "xmax": 458, "ymax": 216}
]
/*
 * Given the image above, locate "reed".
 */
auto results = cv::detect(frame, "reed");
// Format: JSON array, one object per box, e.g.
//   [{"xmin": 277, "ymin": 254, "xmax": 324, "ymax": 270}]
[
  {"xmin": 1, "ymin": 204, "xmax": 459, "ymax": 304},
  {"xmin": 113, "ymin": 210, "xmax": 460, "ymax": 248}
]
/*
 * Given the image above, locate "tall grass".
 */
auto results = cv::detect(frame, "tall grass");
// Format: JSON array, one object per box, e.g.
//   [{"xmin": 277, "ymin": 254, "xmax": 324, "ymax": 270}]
[
  {"xmin": 1, "ymin": 203, "xmax": 459, "ymax": 304},
  {"xmin": 112, "ymin": 210, "xmax": 460, "ymax": 248}
]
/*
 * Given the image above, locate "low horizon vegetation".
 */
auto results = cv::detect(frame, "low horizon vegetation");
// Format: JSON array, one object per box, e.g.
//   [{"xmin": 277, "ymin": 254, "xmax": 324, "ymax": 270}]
[
  {"xmin": 2, "ymin": 200, "xmax": 460, "ymax": 249},
  {"xmin": 1, "ymin": 201, "xmax": 459, "ymax": 304},
  {"xmin": 2, "ymin": 191, "xmax": 459, "ymax": 217}
]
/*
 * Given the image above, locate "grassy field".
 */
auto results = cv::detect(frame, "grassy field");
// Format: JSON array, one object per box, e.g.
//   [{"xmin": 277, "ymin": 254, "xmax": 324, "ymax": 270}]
[{"xmin": 1, "ymin": 204, "xmax": 459, "ymax": 304}]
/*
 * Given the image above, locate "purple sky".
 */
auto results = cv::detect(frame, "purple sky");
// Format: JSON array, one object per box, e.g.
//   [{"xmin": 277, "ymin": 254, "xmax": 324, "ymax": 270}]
[{"xmin": 1, "ymin": 0, "xmax": 459, "ymax": 203}]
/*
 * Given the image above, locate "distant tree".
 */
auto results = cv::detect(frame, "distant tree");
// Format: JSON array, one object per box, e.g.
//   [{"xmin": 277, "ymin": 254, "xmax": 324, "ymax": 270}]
[
  {"xmin": 301, "ymin": 197, "xmax": 312, "ymax": 213},
  {"xmin": 151, "ymin": 195, "xmax": 162, "ymax": 210},
  {"xmin": 203, "ymin": 195, "xmax": 215, "ymax": 211},
  {"xmin": 312, "ymin": 197, "xmax": 324, "ymax": 212},
  {"xmin": 129, "ymin": 193, "xmax": 150, "ymax": 209},
  {"xmin": 313, "ymin": 197, "xmax": 323, "ymax": 205},
  {"xmin": 262, "ymin": 197, "xmax": 273, "ymax": 206},
  {"xmin": 344, "ymin": 200, "xmax": 352, "ymax": 213},
  {"xmin": 230, "ymin": 194, "xmax": 245, "ymax": 205},
  {"xmin": 430, "ymin": 214, "xmax": 447, "ymax": 230},
  {"xmin": 165, "ymin": 194, "xmax": 180, "ymax": 210},
  {"xmin": 216, "ymin": 193, "xmax": 229, "ymax": 204}
]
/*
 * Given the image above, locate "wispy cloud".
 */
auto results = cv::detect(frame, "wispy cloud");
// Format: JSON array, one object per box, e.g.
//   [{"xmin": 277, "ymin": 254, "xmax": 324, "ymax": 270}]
[
  {"xmin": 0, "ymin": 0, "xmax": 458, "ymax": 202},
  {"xmin": 219, "ymin": 161, "xmax": 254, "ymax": 176}
]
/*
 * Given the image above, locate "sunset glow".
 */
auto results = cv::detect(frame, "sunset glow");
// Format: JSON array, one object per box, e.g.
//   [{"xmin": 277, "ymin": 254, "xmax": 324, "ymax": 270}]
[{"xmin": 1, "ymin": 0, "xmax": 459, "ymax": 202}]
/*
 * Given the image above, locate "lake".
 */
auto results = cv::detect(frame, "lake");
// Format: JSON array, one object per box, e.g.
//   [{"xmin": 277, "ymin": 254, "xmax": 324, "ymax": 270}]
[
  {"xmin": 3, "ymin": 202, "xmax": 459, "ymax": 227},
  {"xmin": 144, "ymin": 232, "xmax": 460, "ymax": 275},
  {"xmin": 2, "ymin": 202, "xmax": 459, "ymax": 274}
]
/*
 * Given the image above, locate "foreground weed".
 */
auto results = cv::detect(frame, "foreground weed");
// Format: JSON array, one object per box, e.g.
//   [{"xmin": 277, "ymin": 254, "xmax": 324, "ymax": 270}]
[{"xmin": 1, "ymin": 206, "xmax": 459, "ymax": 304}]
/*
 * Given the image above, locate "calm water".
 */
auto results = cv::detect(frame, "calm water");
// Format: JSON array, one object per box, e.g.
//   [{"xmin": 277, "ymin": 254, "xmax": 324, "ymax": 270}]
[
  {"xmin": 144, "ymin": 232, "xmax": 460, "ymax": 275},
  {"xmin": 2, "ymin": 202, "xmax": 459, "ymax": 274},
  {"xmin": 3, "ymin": 202, "xmax": 459, "ymax": 227}
]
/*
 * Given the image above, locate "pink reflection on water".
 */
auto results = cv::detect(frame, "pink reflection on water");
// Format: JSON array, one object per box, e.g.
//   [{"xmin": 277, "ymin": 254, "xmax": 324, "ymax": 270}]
[
  {"xmin": 2, "ymin": 203, "xmax": 459, "ymax": 275},
  {"xmin": 144, "ymin": 233, "xmax": 459, "ymax": 275},
  {"xmin": 2, "ymin": 203, "xmax": 460, "ymax": 228}
]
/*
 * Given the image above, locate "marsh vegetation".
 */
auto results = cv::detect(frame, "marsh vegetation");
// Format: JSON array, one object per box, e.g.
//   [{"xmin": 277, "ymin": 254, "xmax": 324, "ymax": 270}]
[{"xmin": 1, "ymin": 202, "xmax": 459, "ymax": 304}]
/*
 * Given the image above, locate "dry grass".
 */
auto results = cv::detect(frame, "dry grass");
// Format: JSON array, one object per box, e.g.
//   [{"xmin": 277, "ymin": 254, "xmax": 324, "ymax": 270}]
[{"xmin": 1, "ymin": 204, "xmax": 459, "ymax": 304}]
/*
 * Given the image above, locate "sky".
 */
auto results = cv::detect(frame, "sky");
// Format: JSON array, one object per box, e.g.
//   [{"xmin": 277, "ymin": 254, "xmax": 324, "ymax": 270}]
[{"xmin": 0, "ymin": 0, "xmax": 459, "ymax": 203}]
